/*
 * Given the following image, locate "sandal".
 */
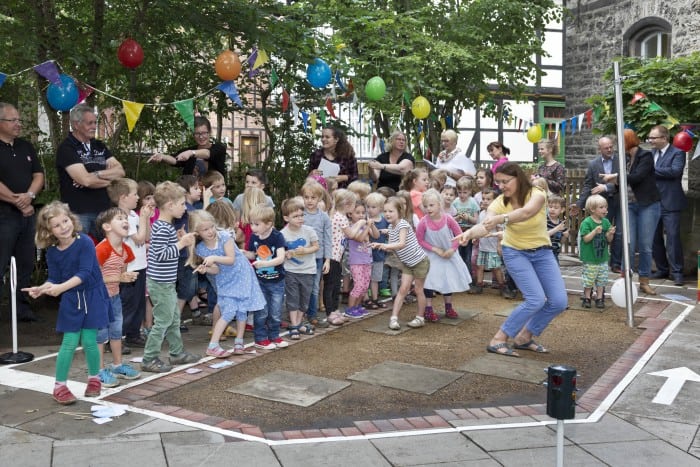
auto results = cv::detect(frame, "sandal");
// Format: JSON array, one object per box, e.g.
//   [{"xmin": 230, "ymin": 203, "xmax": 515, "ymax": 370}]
[
  {"xmin": 288, "ymin": 326, "xmax": 301, "ymax": 340},
  {"xmin": 513, "ymin": 339, "xmax": 549, "ymax": 353},
  {"xmin": 363, "ymin": 300, "xmax": 380, "ymax": 310},
  {"xmin": 328, "ymin": 311, "xmax": 345, "ymax": 326},
  {"xmin": 486, "ymin": 342, "xmax": 520, "ymax": 358},
  {"xmin": 206, "ymin": 346, "xmax": 231, "ymax": 358},
  {"xmin": 298, "ymin": 323, "xmax": 315, "ymax": 335}
]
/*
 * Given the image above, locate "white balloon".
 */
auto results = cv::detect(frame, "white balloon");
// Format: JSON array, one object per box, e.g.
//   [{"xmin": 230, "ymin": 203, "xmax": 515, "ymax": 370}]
[{"xmin": 610, "ymin": 277, "xmax": 638, "ymax": 307}]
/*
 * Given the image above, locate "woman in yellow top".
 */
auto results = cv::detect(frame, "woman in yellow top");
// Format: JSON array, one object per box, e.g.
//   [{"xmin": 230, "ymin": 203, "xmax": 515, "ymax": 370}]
[{"xmin": 455, "ymin": 162, "xmax": 568, "ymax": 357}]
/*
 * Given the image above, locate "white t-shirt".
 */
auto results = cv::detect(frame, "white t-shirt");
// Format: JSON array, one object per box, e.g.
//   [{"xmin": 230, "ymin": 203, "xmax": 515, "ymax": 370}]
[
  {"xmin": 125, "ymin": 210, "xmax": 148, "ymax": 271},
  {"xmin": 436, "ymin": 148, "xmax": 476, "ymax": 183}
]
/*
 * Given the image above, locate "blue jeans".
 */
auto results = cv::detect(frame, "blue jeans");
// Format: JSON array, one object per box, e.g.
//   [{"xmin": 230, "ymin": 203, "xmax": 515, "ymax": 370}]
[
  {"xmin": 500, "ymin": 246, "xmax": 568, "ymax": 337},
  {"xmin": 626, "ymin": 201, "xmax": 661, "ymax": 278},
  {"xmin": 76, "ymin": 212, "xmax": 100, "ymax": 241},
  {"xmin": 97, "ymin": 295, "xmax": 123, "ymax": 343},
  {"xmin": 652, "ymin": 208, "xmax": 683, "ymax": 275},
  {"xmin": 306, "ymin": 258, "xmax": 324, "ymax": 320},
  {"xmin": 254, "ymin": 279, "xmax": 284, "ymax": 342}
]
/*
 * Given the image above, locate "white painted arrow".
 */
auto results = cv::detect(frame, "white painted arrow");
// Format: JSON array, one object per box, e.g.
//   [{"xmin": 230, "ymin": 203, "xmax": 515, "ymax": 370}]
[{"xmin": 647, "ymin": 367, "xmax": 700, "ymax": 405}]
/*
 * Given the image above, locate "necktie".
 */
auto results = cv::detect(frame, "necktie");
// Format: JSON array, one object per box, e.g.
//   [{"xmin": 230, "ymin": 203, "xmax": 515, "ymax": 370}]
[{"xmin": 655, "ymin": 149, "xmax": 662, "ymax": 166}]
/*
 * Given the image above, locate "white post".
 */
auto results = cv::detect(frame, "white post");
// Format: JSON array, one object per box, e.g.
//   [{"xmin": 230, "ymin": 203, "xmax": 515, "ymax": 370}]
[
  {"xmin": 556, "ymin": 419, "xmax": 565, "ymax": 467},
  {"xmin": 10, "ymin": 257, "xmax": 18, "ymax": 354}
]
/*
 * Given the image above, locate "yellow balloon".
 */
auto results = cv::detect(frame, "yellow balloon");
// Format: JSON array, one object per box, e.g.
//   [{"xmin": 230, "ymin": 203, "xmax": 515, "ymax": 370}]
[
  {"xmin": 526, "ymin": 125, "xmax": 542, "ymax": 143},
  {"xmin": 412, "ymin": 96, "xmax": 431, "ymax": 119}
]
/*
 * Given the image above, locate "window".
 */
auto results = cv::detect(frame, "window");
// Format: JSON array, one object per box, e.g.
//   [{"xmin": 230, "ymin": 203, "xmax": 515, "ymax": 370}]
[
  {"xmin": 625, "ymin": 18, "xmax": 671, "ymax": 58},
  {"xmin": 240, "ymin": 135, "xmax": 259, "ymax": 165}
]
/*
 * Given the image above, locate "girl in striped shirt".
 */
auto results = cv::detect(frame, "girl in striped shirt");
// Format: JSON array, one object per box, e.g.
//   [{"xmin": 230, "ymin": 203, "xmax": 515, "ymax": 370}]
[{"xmin": 370, "ymin": 196, "xmax": 430, "ymax": 330}]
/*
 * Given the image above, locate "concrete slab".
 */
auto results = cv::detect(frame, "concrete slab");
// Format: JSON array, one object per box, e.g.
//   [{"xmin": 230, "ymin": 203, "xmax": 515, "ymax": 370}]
[
  {"xmin": 166, "ymin": 441, "xmax": 280, "ymax": 467},
  {"xmin": 494, "ymin": 305, "xmax": 514, "ymax": 317},
  {"xmin": 0, "ymin": 385, "xmax": 64, "ymax": 427},
  {"xmin": 490, "ymin": 445, "xmax": 606, "ymax": 467},
  {"xmin": 582, "ymin": 439, "xmax": 699, "ymax": 465},
  {"xmin": 558, "ymin": 414, "xmax": 655, "ymax": 444},
  {"xmin": 273, "ymin": 439, "xmax": 391, "ymax": 467},
  {"xmin": 437, "ymin": 310, "xmax": 480, "ymax": 325},
  {"xmin": 691, "ymin": 429, "xmax": 700, "ymax": 459},
  {"xmin": 53, "ymin": 438, "xmax": 167, "ymax": 467},
  {"xmin": 0, "ymin": 425, "xmax": 55, "ymax": 444},
  {"xmin": 616, "ymin": 414, "xmax": 697, "ymax": 451},
  {"xmin": 364, "ymin": 322, "xmax": 413, "ymax": 336},
  {"xmin": 459, "ymin": 355, "xmax": 549, "ymax": 385},
  {"xmin": 0, "ymin": 438, "xmax": 53, "ymax": 467},
  {"xmin": 348, "ymin": 361, "xmax": 463, "ymax": 395},
  {"xmin": 227, "ymin": 370, "xmax": 350, "ymax": 407},
  {"xmin": 371, "ymin": 433, "xmax": 492, "ymax": 465},
  {"xmin": 161, "ymin": 429, "xmax": 226, "ymax": 446},
  {"xmin": 122, "ymin": 418, "xmax": 199, "ymax": 435},
  {"xmin": 410, "ymin": 461, "xmax": 501, "ymax": 467},
  {"xmin": 465, "ymin": 425, "xmax": 570, "ymax": 451},
  {"xmin": 451, "ymin": 415, "xmax": 538, "ymax": 428}
]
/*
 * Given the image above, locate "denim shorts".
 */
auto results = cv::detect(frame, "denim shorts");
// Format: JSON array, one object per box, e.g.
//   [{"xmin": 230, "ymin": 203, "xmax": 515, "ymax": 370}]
[{"xmin": 97, "ymin": 295, "xmax": 123, "ymax": 343}]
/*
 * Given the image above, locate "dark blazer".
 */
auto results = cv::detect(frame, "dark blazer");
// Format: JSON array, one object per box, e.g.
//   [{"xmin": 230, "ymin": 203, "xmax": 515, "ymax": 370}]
[
  {"xmin": 576, "ymin": 155, "xmax": 620, "ymax": 210},
  {"xmin": 654, "ymin": 145, "xmax": 687, "ymax": 211},
  {"xmin": 626, "ymin": 148, "xmax": 660, "ymax": 206}
]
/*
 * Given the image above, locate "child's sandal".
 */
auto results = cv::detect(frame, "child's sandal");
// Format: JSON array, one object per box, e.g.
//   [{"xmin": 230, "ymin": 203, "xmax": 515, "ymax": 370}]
[
  {"xmin": 363, "ymin": 300, "xmax": 380, "ymax": 310},
  {"xmin": 288, "ymin": 326, "xmax": 301, "ymax": 340},
  {"xmin": 298, "ymin": 323, "xmax": 315, "ymax": 335}
]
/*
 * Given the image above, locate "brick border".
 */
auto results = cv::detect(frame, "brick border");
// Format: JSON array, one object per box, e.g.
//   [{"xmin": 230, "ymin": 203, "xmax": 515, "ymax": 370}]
[{"xmin": 104, "ymin": 299, "xmax": 670, "ymax": 440}]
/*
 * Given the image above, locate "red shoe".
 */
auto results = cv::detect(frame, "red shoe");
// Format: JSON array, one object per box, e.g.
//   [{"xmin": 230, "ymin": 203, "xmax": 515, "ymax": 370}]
[
  {"xmin": 245, "ymin": 324, "xmax": 254, "ymax": 332},
  {"xmin": 444, "ymin": 306, "xmax": 459, "ymax": 319},
  {"xmin": 53, "ymin": 385, "xmax": 77, "ymax": 405},
  {"xmin": 84, "ymin": 378, "xmax": 101, "ymax": 397},
  {"xmin": 423, "ymin": 307, "xmax": 440, "ymax": 323}
]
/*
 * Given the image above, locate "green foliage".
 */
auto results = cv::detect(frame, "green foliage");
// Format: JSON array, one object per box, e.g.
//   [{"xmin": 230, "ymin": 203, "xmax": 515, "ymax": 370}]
[{"xmin": 587, "ymin": 54, "xmax": 700, "ymax": 138}]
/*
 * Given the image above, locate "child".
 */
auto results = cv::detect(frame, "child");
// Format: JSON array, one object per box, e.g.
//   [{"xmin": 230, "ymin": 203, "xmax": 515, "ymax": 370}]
[
  {"xmin": 547, "ymin": 194, "xmax": 569, "ymax": 263},
  {"xmin": 579, "ymin": 194, "xmax": 616, "ymax": 309},
  {"xmin": 23, "ymin": 202, "xmax": 111, "ymax": 404},
  {"xmin": 137, "ymin": 180, "xmax": 159, "ymax": 225},
  {"xmin": 301, "ymin": 180, "xmax": 331, "ymax": 325},
  {"xmin": 108, "ymin": 178, "xmax": 152, "ymax": 349},
  {"xmin": 347, "ymin": 180, "xmax": 372, "ymax": 202},
  {"xmin": 280, "ymin": 198, "xmax": 319, "ymax": 338},
  {"xmin": 238, "ymin": 186, "xmax": 269, "ymax": 250},
  {"xmin": 416, "ymin": 189, "xmax": 471, "ymax": 321},
  {"xmin": 232, "ymin": 168, "xmax": 275, "ymax": 216},
  {"xmin": 473, "ymin": 168, "xmax": 493, "ymax": 205},
  {"xmin": 429, "ymin": 168, "xmax": 449, "ymax": 192},
  {"xmin": 365, "ymin": 192, "xmax": 389, "ymax": 310},
  {"xmin": 370, "ymin": 196, "xmax": 430, "ymax": 330},
  {"xmin": 400, "ymin": 168, "xmax": 430, "ymax": 220},
  {"xmin": 440, "ymin": 185, "xmax": 458, "ymax": 217},
  {"xmin": 473, "ymin": 189, "xmax": 506, "ymax": 293},
  {"xmin": 243, "ymin": 205, "xmax": 289, "ymax": 349},
  {"xmin": 95, "ymin": 208, "xmax": 141, "ymax": 386},
  {"xmin": 453, "ymin": 176, "xmax": 479, "ymax": 277},
  {"xmin": 324, "ymin": 189, "xmax": 357, "ymax": 325},
  {"xmin": 531, "ymin": 176, "xmax": 550, "ymax": 195},
  {"xmin": 189, "ymin": 210, "xmax": 265, "ymax": 356},
  {"xmin": 344, "ymin": 201, "xmax": 375, "ymax": 318},
  {"xmin": 201, "ymin": 170, "xmax": 233, "ymax": 208},
  {"xmin": 142, "ymin": 181, "xmax": 201, "ymax": 372}
]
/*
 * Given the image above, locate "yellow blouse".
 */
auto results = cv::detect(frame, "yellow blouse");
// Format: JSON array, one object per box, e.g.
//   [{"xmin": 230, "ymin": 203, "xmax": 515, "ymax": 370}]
[{"xmin": 488, "ymin": 187, "xmax": 551, "ymax": 250}]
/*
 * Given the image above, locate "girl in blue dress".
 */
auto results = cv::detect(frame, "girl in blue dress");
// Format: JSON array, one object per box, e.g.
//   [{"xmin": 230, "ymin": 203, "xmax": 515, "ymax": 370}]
[
  {"xmin": 23, "ymin": 201, "xmax": 110, "ymax": 405},
  {"xmin": 188, "ymin": 210, "xmax": 265, "ymax": 357}
]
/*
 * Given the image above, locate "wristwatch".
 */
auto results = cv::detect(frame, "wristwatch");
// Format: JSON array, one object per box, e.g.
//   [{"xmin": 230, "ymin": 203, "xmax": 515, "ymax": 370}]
[
  {"xmin": 191, "ymin": 150, "xmax": 197, "ymax": 158},
  {"xmin": 503, "ymin": 214, "xmax": 509, "ymax": 225}
]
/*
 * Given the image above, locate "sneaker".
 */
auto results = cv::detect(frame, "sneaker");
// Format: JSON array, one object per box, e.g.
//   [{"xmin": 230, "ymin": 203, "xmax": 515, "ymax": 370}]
[
  {"xmin": 343, "ymin": 306, "xmax": 365, "ymax": 319},
  {"xmin": 581, "ymin": 298, "xmax": 592, "ymax": 309},
  {"xmin": 179, "ymin": 324, "xmax": 189, "ymax": 333},
  {"xmin": 111, "ymin": 363, "xmax": 141, "ymax": 380},
  {"xmin": 272, "ymin": 338, "xmax": 289, "ymax": 349},
  {"xmin": 444, "ymin": 306, "xmax": 459, "ymax": 319},
  {"xmin": 98, "ymin": 368, "xmax": 120, "ymax": 388},
  {"xmin": 245, "ymin": 324, "xmax": 254, "ymax": 332},
  {"xmin": 84, "ymin": 379, "xmax": 101, "ymax": 398},
  {"xmin": 255, "ymin": 339, "xmax": 277, "ymax": 350},
  {"xmin": 206, "ymin": 346, "xmax": 231, "ymax": 358},
  {"xmin": 377, "ymin": 295, "xmax": 393, "ymax": 304},
  {"xmin": 169, "ymin": 351, "xmax": 201, "ymax": 365},
  {"xmin": 53, "ymin": 385, "xmax": 77, "ymax": 405},
  {"xmin": 379, "ymin": 288, "xmax": 392, "ymax": 297},
  {"xmin": 500, "ymin": 287, "xmax": 517, "ymax": 299},
  {"xmin": 403, "ymin": 294, "xmax": 417, "ymax": 304},
  {"xmin": 468, "ymin": 285, "xmax": 483, "ymax": 294},
  {"xmin": 315, "ymin": 318, "xmax": 330, "ymax": 328},
  {"xmin": 595, "ymin": 298, "xmax": 605, "ymax": 309},
  {"xmin": 389, "ymin": 317, "xmax": 401, "ymax": 330},
  {"xmin": 407, "ymin": 316, "xmax": 425, "ymax": 328},
  {"xmin": 125, "ymin": 336, "xmax": 146, "ymax": 347},
  {"xmin": 423, "ymin": 307, "xmax": 440, "ymax": 323},
  {"xmin": 141, "ymin": 357, "xmax": 173, "ymax": 373}
]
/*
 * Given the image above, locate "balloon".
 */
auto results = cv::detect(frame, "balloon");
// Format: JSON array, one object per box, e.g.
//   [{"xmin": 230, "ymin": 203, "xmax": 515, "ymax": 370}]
[
  {"xmin": 673, "ymin": 131, "xmax": 693, "ymax": 152},
  {"xmin": 365, "ymin": 76, "xmax": 386, "ymax": 101},
  {"xmin": 214, "ymin": 50, "xmax": 241, "ymax": 81},
  {"xmin": 526, "ymin": 125, "xmax": 542, "ymax": 143},
  {"xmin": 610, "ymin": 278, "xmax": 638, "ymax": 307},
  {"xmin": 306, "ymin": 58, "xmax": 332, "ymax": 88},
  {"xmin": 117, "ymin": 38, "xmax": 144, "ymax": 69},
  {"xmin": 47, "ymin": 74, "xmax": 79, "ymax": 112},
  {"xmin": 411, "ymin": 96, "xmax": 430, "ymax": 119}
]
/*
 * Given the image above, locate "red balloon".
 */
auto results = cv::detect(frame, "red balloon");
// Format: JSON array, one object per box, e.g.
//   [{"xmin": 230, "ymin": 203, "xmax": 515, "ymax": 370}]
[
  {"xmin": 117, "ymin": 38, "xmax": 144, "ymax": 69},
  {"xmin": 673, "ymin": 131, "xmax": 693, "ymax": 152},
  {"xmin": 215, "ymin": 50, "xmax": 241, "ymax": 81}
]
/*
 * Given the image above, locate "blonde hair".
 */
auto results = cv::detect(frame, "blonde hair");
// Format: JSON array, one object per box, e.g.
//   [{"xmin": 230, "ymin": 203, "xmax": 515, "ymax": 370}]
[
  {"xmin": 429, "ymin": 169, "xmax": 448, "ymax": 191},
  {"xmin": 300, "ymin": 180, "xmax": 325, "ymax": 198},
  {"xmin": 456, "ymin": 176, "xmax": 474, "ymax": 192},
  {"xmin": 206, "ymin": 200, "xmax": 238, "ymax": 230},
  {"xmin": 365, "ymin": 192, "xmax": 386, "ymax": 208},
  {"xmin": 249, "ymin": 205, "xmax": 275, "ymax": 224},
  {"xmin": 421, "ymin": 188, "xmax": 443, "ymax": 210},
  {"xmin": 347, "ymin": 180, "xmax": 371, "ymax": 201},
  {"xmin": 538, "ymin": 139, "xmax": 559, "ymax": 157},
  {"xmin": 281, "ymin": 197, "xmax": 305, "ymax": 217},
  {"xmin": 154, "ymin": 181, "xmax": 186, "ymax": 209},
  {"xmin": 395, "ymin": 190, "xmax": 414, "ymax": 226},
  {"xmin": 531, "ymin": 176, "xmax": 549, "ymax": 194},
  {"xmin": 35, "ymin": 201, "xmax": 82, "ymax": 248},
  {"xmin": 201, "ymin": 170, "xmax": 225, "ymax": 188},
  {"xmin": 385, "ymin": 196, "xmax": 407, "ymax": 222},
  {"xmin": 585, "ymin": 194, "xmax": 607, "ymax": 214},
  {"xmin": 186, "ymin": 209, "xmax": 218, "ymax": 267},
  {"xmin": 385, "ymin": 130, "xmax": 407, "ymax": 153},
  {"xmin": 240, "ymin": 186, "xmax": 268, "ymax": 225},
  {"xmin": 107, "ymin": 178, "xmax": 138, "ymax": 205},
  {"xmin": 330, "ymin": 189, "xmax": 357, "ymax": 217}
]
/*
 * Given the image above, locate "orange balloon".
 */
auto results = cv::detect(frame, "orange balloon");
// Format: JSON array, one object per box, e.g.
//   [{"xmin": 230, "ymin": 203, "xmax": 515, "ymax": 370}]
[{"xmin": 215, "ymin": 50, "xmax": 241, "ymax": 81}]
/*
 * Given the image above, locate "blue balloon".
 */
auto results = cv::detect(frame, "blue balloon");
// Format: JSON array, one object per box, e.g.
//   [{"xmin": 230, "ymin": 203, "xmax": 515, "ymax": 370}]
[
  {"xmin": 306, "ymin": 58, "xmax": 332, "ymax": 89},
  {"xmin": 47, "ymin": 74, "xmax": 79, "ymax": 112}
]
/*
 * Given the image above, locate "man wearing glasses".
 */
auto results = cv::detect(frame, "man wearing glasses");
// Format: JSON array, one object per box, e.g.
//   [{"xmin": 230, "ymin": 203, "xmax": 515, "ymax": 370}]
[
  {"xmin": 0, "ymin": 103, "xmax": 45, "ymax": 322},
  {"xmin": 148, "ymin": 116, "xmax": 227, "ymax": 182},
  {"xmin": 647, "ymin": 125, "xmax": 687, "ymax": 286}
]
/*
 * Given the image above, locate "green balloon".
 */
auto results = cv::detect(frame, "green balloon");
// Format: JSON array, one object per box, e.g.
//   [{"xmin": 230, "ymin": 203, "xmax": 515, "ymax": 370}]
[{"xmin": 365, "ymin": 76, "xmax": 386, "ymax": 101}]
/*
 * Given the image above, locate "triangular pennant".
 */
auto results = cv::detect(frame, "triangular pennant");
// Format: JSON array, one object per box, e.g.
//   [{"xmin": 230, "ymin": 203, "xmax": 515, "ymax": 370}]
[
  {"xmin": 301, "ymin": 111, "xmax": 309, "ymax": 132},
  {"xmin": 403, "ymin": 90, "xmax": 411, "ymax": 105},
  {"xmin": 325, "ymin": 97, "xmax": 336, "ymax": 119},
  {"xmin": 33, "ymin": 61, "xmax": 61, "ymax": 86},
  {"xmin": 216, "ymin": 81, "xmax": 243, "ymax": 107},
  {"xmin": 174, "ymin": 99, "xmax": 195, "ymax": 131},
  {"xmin": 440, "ymin": 117, "xmax": 446, "ymax": 130},
  {"xmin": 270, "ymin": 69, "xmax": 279, "ymax": 89},
  {"xmin": 311, "ymin": 113, "xmax": 317, "ymax": 134},
  {"xmin": 560, "ymin": 120, "xmax": 567, "ymax": 136},
  {"xmin": 247, "ymin": 48, "xmax": 259, "ymax": 78},
  {"xmin": 585, "ymin": 109, "xmax": 592, "ymax": 128},
  {"xmin": 75, "ymin": 80, "xmax": 94, "ymax": 104},
  {"xmin": 319, "ymin": 108, "xmax": 327, "ymax": 126},
  {"xmin": 344, "ymin": 78, "xmax": 354, "ymax": 97},
  {"xmin": 0, "ymin": 73, "xmax": 6, "ymax": 89},
  {"xmin": 571, "ymin": 116, "xmax": 578, "ymax": 135},
  {"xmin": 335, "ymin": 70, "xmax": 346, "ymax": 92},
  {"xmin": 281, "ymin": 88, "xmax": 290, "ymax": 113},
  {"xmin": 122, "ymin": 101, "xmax": 145, "ymax": 133},
  {"xmin": 253, "ymin": 49, "xmax": 268, "ymax": 70},
  {"xmin": 292, "ymin": 99, "xmax": 299, "ymax": 126},
  {"xmin": 578, "ymin": 113, "xmax": 584, "ymax": 132}
]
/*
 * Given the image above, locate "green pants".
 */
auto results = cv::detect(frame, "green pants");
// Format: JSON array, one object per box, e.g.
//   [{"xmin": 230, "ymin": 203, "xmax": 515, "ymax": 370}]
[
  {"xmin": 143, "ymin": 279, "xmax": 183, "ymax": 362},
  {"xmin": 56, "ymin": 328, "xmax": 99, "ymax": 382}
]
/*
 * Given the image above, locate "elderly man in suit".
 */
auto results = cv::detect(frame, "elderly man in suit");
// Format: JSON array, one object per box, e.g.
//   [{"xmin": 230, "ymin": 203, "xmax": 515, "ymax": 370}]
[
  {"xmin": 648, "ymin": 125, "xmax": 687, "ymax": 286},
  {"xmin": 570, "ymin": 136, "xmax": 621, "ymax": 272}
]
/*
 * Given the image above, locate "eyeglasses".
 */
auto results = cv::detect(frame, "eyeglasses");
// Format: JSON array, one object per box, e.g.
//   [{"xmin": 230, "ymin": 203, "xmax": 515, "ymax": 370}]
[
  {"xmin": 495, "ymin": 177, "xmax": 515, "ymax": 187},
  {"xmin": 0, "ymin": 118, "xmax": 22, "ymax": 124},
  {"xmin": 647, "ymin": 136, "xmax": 663, "ymax": 140},
  {"xmin": 194, "ymin": 131, "xmax": 209, "ymax": 137}
]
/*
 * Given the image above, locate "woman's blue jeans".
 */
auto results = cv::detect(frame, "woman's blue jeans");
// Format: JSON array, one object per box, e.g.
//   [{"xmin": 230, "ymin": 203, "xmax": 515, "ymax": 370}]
[
  {"xmin": 500, "ymin": 246, "xmax": 568, "ymax": 338},
  {"xmin": 625, "ymin": 201, "xmax": 661, "ymax": 278}
]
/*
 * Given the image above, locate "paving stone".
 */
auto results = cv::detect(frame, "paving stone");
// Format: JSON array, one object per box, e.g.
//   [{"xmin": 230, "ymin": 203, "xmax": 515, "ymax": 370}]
[
  {"xmin": 53, "ymin": 438, "xmax": 167, "ymax": 467},
  {"xmin": 273, "ymin": 439, "xmax": 390, "ymax": 467},
  {"xmin": 371, "ymin": 433, "xmax": 492, "ymax": 465},
  {"xmin": 459, "ymin": 355, "xmax": 550, "ymax": 385},
  {"xmin": 364, "ymin": 322, "xmax": 414, "ymax": 335},
  {"xmin": 0, "ymin": 425, "xmax": 54, "ymax": 444},
  {"xmin": 348, "ymin": 361, "xmax": 463, "ymax": 395},
  {"xmin": 165, "ymin": 440, "xmax": 280, "ymax": 467},
  {"xmin": 490, "ymin": 444, "xmax": 606, "ymax": 467},
  {"xmin": 0, "ymin": 438, "xmax": 53, "ymax": 467},
  {"xmin": 465, "ymin": 425, "xmax": 570, "ymax": 451},
  {"xmin": 557, "ymin": 414, "xmax": 655, "ymax": 444},
  {"xmin": 227, "ymin": 370, "xmax": 350, "ymax": 407},
  {"xmin": 161, "ymin": 429, "xmax": 226, "ymax": 445},
  {"xmin": 616, "ymin": 414, "xmax": 697, "ymax": 451},
  {"xmin": 436, "ymin": 310, "xmax": 480, "ymax": 325},
  {"xmin": 582, "ymin": 439, "xmax": 699, "ymax": 465}
]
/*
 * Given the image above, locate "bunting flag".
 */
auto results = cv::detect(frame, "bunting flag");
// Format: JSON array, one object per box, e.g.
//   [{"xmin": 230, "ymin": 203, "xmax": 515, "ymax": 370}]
[
  {"xmin": 571, "ymin": 116, "xmax": 578, "ymax": 135},
  {"xmin": 301, "ymin": 111, "xmax": 309, "ymax": 132},
  {"xmin": 379, "ymin": 139, "xmax": 385, "ymax": 153},
  {"xmin": 439, "ymin": 117, "xmax": 446, "ymax": 130},
  {"xmin": 253, "ymin": 49, "xmax": 268, "ymax": 70},
  {"xmin": 445, "ymin": 115, "xmax": 453, "ymax": 129},
  {"xmin": 216, "ymin": 81, "xmax": 243, "ymax": 107},
  {"xmin": 585, "ymin": 109, "xmax": 593, "ymax": 128},
  {"xmin": 325, "ymin": 97, "xmax": 336, "ymax": 119},
  {"xmin": 311, "ymin": 113, "xmax": 317, "ymax": 134},
  {"xmin": 75, "ymin": 80, "xmax": 94, "ymax": 104},
  {"xmin": 0, "ymin": 73, "xmax": 6, "ymax": 89},
  {"xmin": 319, "ymin": 109, "xmax": 326, "ymax": 127},
  {"xmin": 270, "ymin": 69, "xmax": 279, "ymax": 89},
  {"xmin": 335, "ymin": 70, "xmax": 346, "ymax": 92},
  {"xmin": 33, "ymin": 61, "xmax": 61, "ymax": 85},
  {"xmin": 291, "ymin": 99, "xmax": 299, "ymax": 126},
  {"xmin": 174, "ymin": 99, "xmax": 195, "ymax": 130},
  {"xmin": 122, "ymin": 100, "xmax": 145, "ymax": 133},
  {"xmin": 247, "ymin": 48, "xmax": 259, "ymax": 78},
  {"xmin": 281, "ymin": 88, "xmax": 289, "ymax": 112},
  {"xmin": 343, "ymin": 78, "xmax": 354, "ymax": 98}
]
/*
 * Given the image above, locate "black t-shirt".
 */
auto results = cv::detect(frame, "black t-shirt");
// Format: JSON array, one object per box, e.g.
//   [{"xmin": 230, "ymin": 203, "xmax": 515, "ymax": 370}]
[
  {"xmin": 375, "ymin": 151, "xmax": 415, "ymax": 192},
  {"xmin": 175, "ymin": 142, "xmax": 227, "ymax": 181},
  {"xmin": 0, "ymin": 138, "xmax": 44, "ymax": 211},
  {"xmin": 56, "ymin": 133, "xmax": 113, "ymax": 214}
]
